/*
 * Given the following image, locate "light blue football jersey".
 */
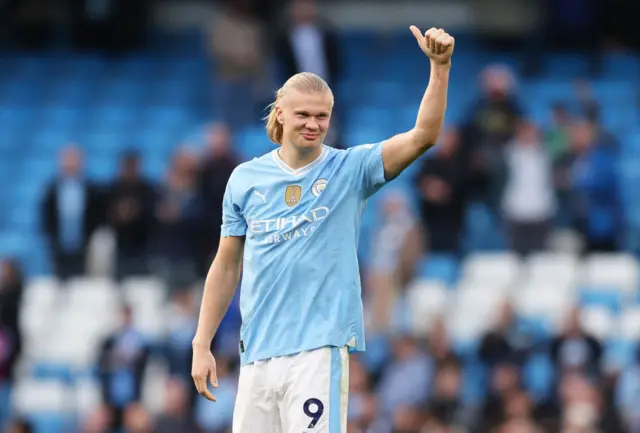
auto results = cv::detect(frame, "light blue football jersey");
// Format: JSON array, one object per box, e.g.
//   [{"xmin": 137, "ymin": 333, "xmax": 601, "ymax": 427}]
[{"xmin": 221, "ymin": 142, "xmax": 389, "ymax": 365}]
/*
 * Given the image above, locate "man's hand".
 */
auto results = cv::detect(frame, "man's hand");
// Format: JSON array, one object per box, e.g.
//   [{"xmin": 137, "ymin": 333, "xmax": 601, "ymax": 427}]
[
  {"xmin": 191, "ymin": 344, "xmax": 218, "ymax": 402},
  {"xmin": 410, "ymin": 26, "xmax": 455, "ymax": 65}
]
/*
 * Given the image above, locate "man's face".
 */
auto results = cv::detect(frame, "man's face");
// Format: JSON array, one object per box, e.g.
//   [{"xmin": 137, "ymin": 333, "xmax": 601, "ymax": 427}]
[{"xmin": 277, "ymin": 89, "xmax": 333, "ymax": 152}]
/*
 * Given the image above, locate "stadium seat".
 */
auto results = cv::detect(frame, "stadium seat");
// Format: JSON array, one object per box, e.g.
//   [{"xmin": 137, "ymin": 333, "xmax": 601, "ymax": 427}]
[
  {"xmin": 74, "ymin": 379, "xmax": 102, "ymax": 416},
  {"xmin": 546, "ymin": 229, "xmax": 584, "ymax": 255},
  {"xmin": 578, "ymin": 289, "xmax": 623, "ymax": 313},
  {"xmin": 406, "ymin": 280, "xmax": 449, "ymax": 336},
  {"xmin": 416, "ymin": 254, "xmax": 458, "ymax": 285},
  {"xmin": 514, "ymin": 281, "xmax": 576, "ymax": 333},
  {"xmin": 581, "ymin": 253, "xmax": 639, "ymax": 294},
  {"xmin": 579, "ymin": 306, "xmax": 616, "ymax": 341},
  {"xmin": 619, "ymin": 308, "xmax": 640, "ymax": 341},
  {"xmin": 524, "ymin": 252, "xmax": 579, "ymax": 287},
  {"xmin": 27, "ymin": 414, "xmax": 71, "ymax": 433},
  {"xmin": 36, "ymin": 313, "xmax": 103, "ymax": 369},
  {"xmin": 65, "ymin": 277, "xmax": 119, "ymax": 307},
  {"xmin": 460, "ymin": 252, "xmax": 521, "ymax": 288},
  {"xmin": 447, "ymin": 288, "xmax": 504, "ymax": 343},
  {"xmin": 12, "ymin": 379, "xmax": 70, "ymax": 415},
  {"xmin": 121, "ymin": 276, "xmax": 167, "ymax": 308},
  {"xmin": 522, "ymin": 353, "xmax": 555, "ymax": 400}
]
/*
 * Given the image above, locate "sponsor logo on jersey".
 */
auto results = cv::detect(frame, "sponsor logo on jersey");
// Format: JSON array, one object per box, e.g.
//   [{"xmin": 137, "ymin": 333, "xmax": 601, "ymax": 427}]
[{"xmin": 249, "ymin": 206, "xmax": 330, "ymax": 244}]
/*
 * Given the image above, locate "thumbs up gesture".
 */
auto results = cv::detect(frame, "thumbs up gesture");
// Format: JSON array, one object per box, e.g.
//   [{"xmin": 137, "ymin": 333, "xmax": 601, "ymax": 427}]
[{"xmin": 410, "ymin": 26, "xmax": 455, "ymax": 65}]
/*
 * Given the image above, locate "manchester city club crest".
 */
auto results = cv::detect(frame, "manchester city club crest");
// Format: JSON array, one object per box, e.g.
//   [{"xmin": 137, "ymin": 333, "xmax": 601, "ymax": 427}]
[{"xmin": 311, "ymin": 179, "xmax": 328, "ymax": 197}]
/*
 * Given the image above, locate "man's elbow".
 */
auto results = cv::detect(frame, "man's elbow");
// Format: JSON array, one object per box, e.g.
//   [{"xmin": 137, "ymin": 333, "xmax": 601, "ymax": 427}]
[{"xmin": 410, "ymin": 127, "xmax": 440, "ymax": 152}]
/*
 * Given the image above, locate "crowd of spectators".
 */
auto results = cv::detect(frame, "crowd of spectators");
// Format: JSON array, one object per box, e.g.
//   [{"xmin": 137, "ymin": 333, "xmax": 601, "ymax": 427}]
[{"xmin": 0, "ymin": 0, "xmax": 637, "ymax": 432}]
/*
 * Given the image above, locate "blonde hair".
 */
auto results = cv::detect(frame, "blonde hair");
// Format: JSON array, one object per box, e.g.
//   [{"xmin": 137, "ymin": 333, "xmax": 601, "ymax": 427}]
[{"xmin": 265, "ymin": 72, "xmax": 333, "ymax": 145}]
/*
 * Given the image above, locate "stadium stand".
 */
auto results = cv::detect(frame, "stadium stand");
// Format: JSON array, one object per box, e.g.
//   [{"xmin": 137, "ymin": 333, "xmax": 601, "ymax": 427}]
[{"xmin": 0, "ymin": 16, "xmax": 640, "ymax": 433}]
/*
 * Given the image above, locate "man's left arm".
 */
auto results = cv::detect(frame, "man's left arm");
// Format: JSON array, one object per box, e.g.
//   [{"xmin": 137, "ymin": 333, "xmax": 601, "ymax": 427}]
[{"xmin": 382, "ymin": 27, "xmax": 454, "ymax": 180}]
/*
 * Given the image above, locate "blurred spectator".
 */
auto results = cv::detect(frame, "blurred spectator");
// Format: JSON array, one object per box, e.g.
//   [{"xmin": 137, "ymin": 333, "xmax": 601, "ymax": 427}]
[
  {"xmin": 478, "ymin": 302, "xmax": 534, "ymax": 369},
  {"xmin": 0, "ymin": 260, "xmax": 23, "ymax": 430},
  {"xmin": 275, "ymin": 0, "xmax": 340, "ymax": 87},
  {"xmin": 70, "ymin": 0, "xmax": 150, "ymax": 53},
  {"xmin": 165, "ymin": 290, "xmax": 198, "ymax": 382},
  {"xmin": 391, "ymin": 405, "xmax": 427, "ymax": 433},
  {"xmin": 42, "ymin": 146, "xmax": 102, "ymax": 280},
  {"xmin": 481, "ymin": 363, "xmax": 526, "ymax": 433},
  {"xmin": 616, "ymin": 346, "xmax": 640, "ymax": 433},
  {"xmin": 376, "ymin": 334, "xmax": 432, "ymax": 428},
  {"xmin": 6, "ymin": 418, "xmax": 33, "ymax": 433},
  {"xmin": 461, "ymin": 65, "xmax": 522, "ymax": 205},
  {"xmin": 500, "ymin": 121, "xmax": 556, "ymax": 256},
  {"xmin": 155, "ymin": 378, "xmax": 199, "ymax": 433},
  {"xmin": 427, "ymin": 318, "xmax": 459, "ymax": 366},
  {"xmin": 107, "ymin": 151, "xmax": 156, "ymax": 281},
  {"xmin": 274, "ymin": 0, "xmax": 343, "ymax": 143},
  {"xmin": 367, "ymin": 190, "xmax": 423, "ymax": 333},
  {"xmin": 153, "ymin": 149, "xmax": 203, "ymax": 291},
  {"xmin": 98, "ymin": 304, "xmax": 149, "ymax": 432},
  {"xmin": 11, "ymin": 0, "xmax": 55, "ymax": 50},
  {"xmin": 599, "ymin": 371, "xmax": 626, "ymax": 433},
  {"xmin": 348, "ymin": 357, "xmax": 377, "ymax": 432},
  {"xmin": 122, "ymin": 402, "xmax": 153, "ymax": 433},
  {"xmin": 429, "ymin": 357, "xmax": 466, "ymax": 429},
  {"xmin": 81, "ymin": 406, "xmax": 112, "ymax": 433},
  {"xmin": 195, "ymin": 356, "xmax": 236, "ymax": 433},
  {"xmin": 558, "ymin": 373, "xmax": 602, "ymax": 433},
  {"xmin": 550, "ymin": 308, "xmax": 602, "ymax": 378},
  {"xmin": 497, "ymin": 417, "xmax": 540, "ymax": 433},
  {"xmin": 197, "ymin": 122, "xmax": 239, "ymax": 274},
  {"xmin": 535, "ymin": 370, "xmax": 605, "ymax": 433},
  {"xmin": 210, "ymin": 0, "xmax": 266, "ymax": 129},
  {"xmin": 573, "ymin": 82, "xmax": 620, "ymax": 150},
  {"xmin": 415, "ymin": 128, "xmax": 468, "ymax": 254},
  {"xmin": 545, "ymin": 103, "xmax": 572, "ymax": 163},
  {"xmin": 556, "ymin": 120, "xmax": 621, "ymax": 253}
]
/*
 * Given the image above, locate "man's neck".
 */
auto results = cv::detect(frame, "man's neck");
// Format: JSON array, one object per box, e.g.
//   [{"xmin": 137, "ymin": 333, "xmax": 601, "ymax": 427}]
[{"xmin": 278, "ymin": 144, "xmax": 322, "ymax": 170}]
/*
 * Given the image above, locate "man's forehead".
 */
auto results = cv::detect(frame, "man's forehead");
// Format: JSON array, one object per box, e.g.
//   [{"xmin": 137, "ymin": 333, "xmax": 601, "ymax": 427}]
[{"xmin": 283, "ymin": 92, "xmax": 332, "ymax": 111}]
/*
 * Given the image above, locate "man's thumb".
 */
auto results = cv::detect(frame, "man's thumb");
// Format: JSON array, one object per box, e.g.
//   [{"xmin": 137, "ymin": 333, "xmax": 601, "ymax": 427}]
[{"xmin": 409, "ymin": 25, "xmax": 423, "ymax": 43}]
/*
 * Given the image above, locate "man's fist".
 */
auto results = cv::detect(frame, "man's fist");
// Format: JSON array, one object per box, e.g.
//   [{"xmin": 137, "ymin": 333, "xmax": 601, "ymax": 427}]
[{"xmin": 410, "ymin": 26, "xmax": 455, "ymax": 65}]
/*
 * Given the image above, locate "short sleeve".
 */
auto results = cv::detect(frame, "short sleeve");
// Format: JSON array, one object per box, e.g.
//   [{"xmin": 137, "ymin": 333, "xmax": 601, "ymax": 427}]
[
  {"xmin": 349, "ymin": 141, "xmax": 388, "ymax": 197},
  {"xmin": 221, "ymin": 176, "xmax": 247, "ymax": 237}
]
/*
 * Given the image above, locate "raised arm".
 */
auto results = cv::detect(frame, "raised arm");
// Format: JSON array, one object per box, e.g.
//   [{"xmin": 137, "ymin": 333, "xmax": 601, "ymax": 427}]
[{"xmin": 381, "ymin": 27, "xmax": 454, "ymax": 179}]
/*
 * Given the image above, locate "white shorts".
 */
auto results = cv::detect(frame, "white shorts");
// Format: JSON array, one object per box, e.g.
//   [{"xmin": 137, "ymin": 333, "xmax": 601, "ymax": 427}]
[{"xmin": 233, "ymin": 346, "xmax": 349, "ymax": 433}]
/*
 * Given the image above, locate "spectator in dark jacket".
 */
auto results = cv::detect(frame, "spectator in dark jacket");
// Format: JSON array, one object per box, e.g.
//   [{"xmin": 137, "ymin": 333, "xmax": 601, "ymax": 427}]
[
  {"xmin": 107, "ymin": 151, "xmax": 156, "ymax": 281},
  {"xmin": 0, "ymin": 259, "xmax": 24, "ymax": 430},
  {"xmin": 42, "ymin": 145, "xmax": 102, "ymax": 280},
  {"xmin": 98, "ymin": 305, "xmax": 149, "ymax": 432}
]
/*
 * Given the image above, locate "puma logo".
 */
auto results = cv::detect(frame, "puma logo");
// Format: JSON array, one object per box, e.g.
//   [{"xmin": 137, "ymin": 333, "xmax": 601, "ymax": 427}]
[{"xmin": 253, "ymin": 189, "xmax": 269, "ymax": 203}]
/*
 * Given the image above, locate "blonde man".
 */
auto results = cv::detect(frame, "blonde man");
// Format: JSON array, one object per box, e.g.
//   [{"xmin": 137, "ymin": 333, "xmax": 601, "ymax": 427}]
[{"xmin": 192, "ymin": 26, "xmax": 455, "ymax": 433}]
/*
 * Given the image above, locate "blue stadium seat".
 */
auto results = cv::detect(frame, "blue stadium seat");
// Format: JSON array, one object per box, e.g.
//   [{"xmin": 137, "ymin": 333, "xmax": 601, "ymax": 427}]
[
  {"xmin": 235, "ymin": 126, "xmax": 274, "ymax": 160},
  {"xmin": 416, "ymin": 254, "xmax": 458, "ymax": 285},
  {"xmin": 545, "ymin": 54, "xmax": 589, "ymax": 77},
  {"xmin": 0, "ymin": 105, "xmax": 36, "ymax": 130},
  {"xmin": 39, "ymin": 106, "xmax": 84, "ymax": 130},
  {"xmin": 523, "ymin": 353, "xmax": 555, "ymax": 400},
  {"xmin": 579, "ymin": 288, "xmax": 624, "ymax": 313},
  {"xmin": 463, "ymin": 203, "xmax": 506, "ymax": 252},
  {"xmin": 27, "ymin": 414, "xmax": 72, "ymax": 433},
  {"xmin": 602, "ymin": 53, "xmax": 640, "ymax": 78}
]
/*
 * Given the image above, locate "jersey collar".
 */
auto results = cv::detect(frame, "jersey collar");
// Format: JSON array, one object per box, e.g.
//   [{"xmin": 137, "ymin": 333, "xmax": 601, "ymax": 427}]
[{"xmin": 271, "ymin": 145, "xmax": 328, "ymax": 177}]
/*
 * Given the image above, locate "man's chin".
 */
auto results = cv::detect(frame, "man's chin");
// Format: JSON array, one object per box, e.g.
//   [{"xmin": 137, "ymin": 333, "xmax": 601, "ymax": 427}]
[{"xmin": 295, "ymin": 137, "xmax": 323, "ymax": 148}]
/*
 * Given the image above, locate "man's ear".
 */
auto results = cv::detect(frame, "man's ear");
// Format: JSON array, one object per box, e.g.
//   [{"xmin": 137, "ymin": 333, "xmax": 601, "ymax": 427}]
[{"xmin": 276, "ymin": 106, "xmax": 284, "ymax": 125}]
